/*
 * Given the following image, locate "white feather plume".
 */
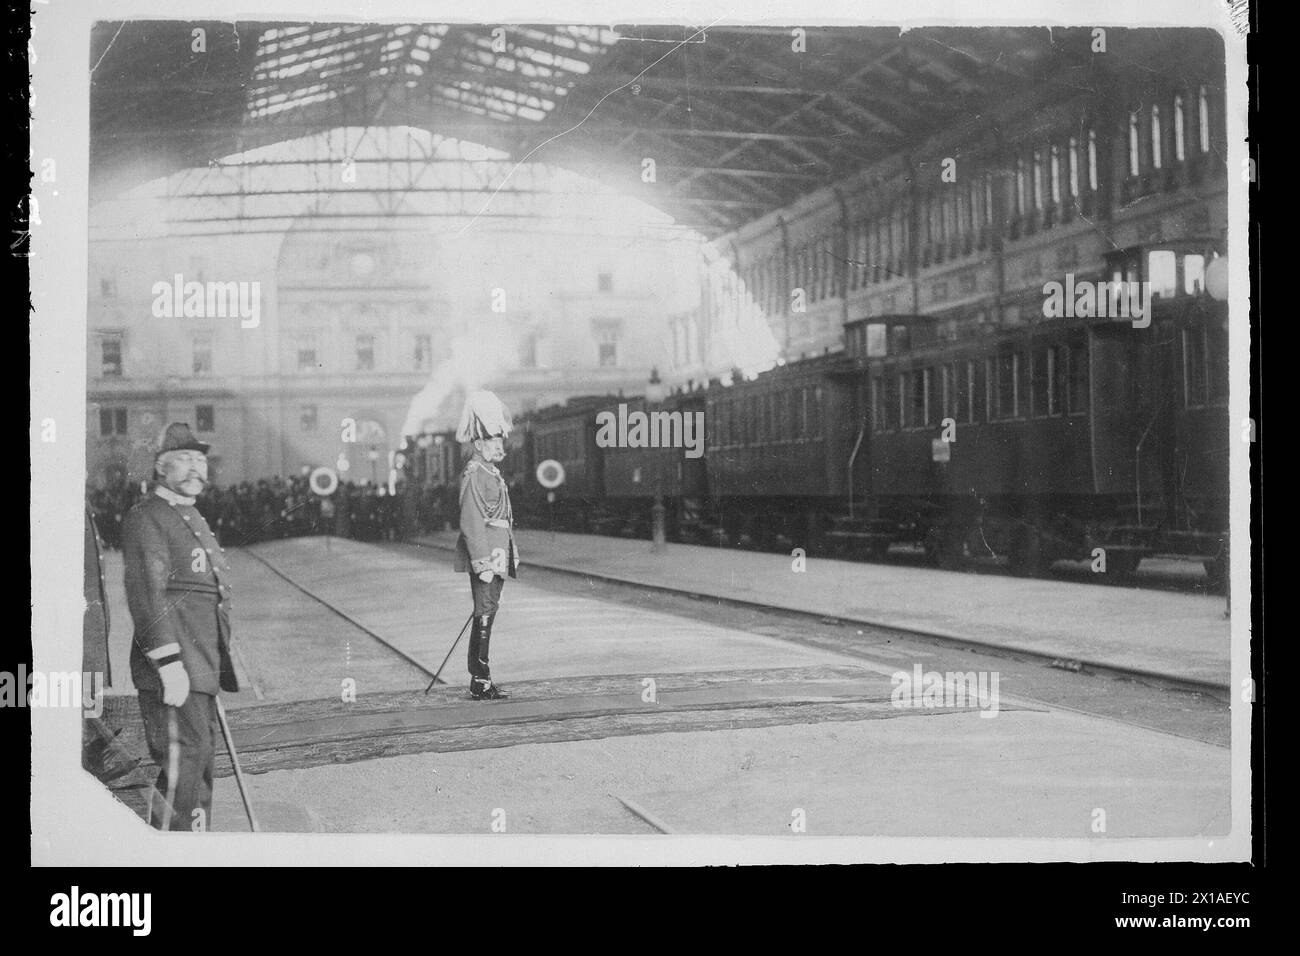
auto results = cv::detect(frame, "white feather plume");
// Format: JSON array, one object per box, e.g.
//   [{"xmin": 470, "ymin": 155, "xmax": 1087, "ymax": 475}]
[{"xmin": 456, "ymin": 390, "xmax": 512, "ymax": 442}]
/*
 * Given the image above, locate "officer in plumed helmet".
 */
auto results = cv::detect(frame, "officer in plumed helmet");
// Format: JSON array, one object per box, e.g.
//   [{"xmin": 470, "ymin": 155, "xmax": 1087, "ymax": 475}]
[
  {"xmin": 121, "ymin": 423, "xmax": 238, "ymax": 830},
  {"xmin": 453, "ymin": 391, "xmax": 520, "ymax": 700}
]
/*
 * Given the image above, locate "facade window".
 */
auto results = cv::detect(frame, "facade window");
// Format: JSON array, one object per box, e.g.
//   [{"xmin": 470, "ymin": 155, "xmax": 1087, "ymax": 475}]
[
  {"xmin": 355, "ymin": 335, "xmax": 375, "ymax": 371},
  {"xmin": 1068, "ymin": 138, "xmax": 1080, "ymax": 198},
  {"xmin": 1174, "ymin": 94, "xmax": 1186, "ymax": 162},
  {"xmin": 300, "ymin": 405, "xmax": 318, "ymax": 432},
  {"xmin": 1128, "ymin": 113, "xmax": 1141, "ymax": 177},
  {"xmin": 1151, "ymin": 105, "xmax": 1163, "ymax": 170},
  {"xmin": 414, "ymin": 334, "xmax": 432, "ymax": 372},
  {"xmin": 100, "ymin": 335, "xmax": 123, "ymax": 378},
  {"xmin": 1087, "ymin": 130, "xmax": 1099, "ymax": 190},
  {"xmin": 1049, "ymin": 145, "xmax": 1061, "ymax": 205},
  {"xmin": 99, "ymin": 407, "xmax": 128, "ymax": 436},
  {"xmin": 596, "ymin": 325, "xmax": 619, "ymax": 367},
  {"xmin": 598, "ymin": 272, "xmax": 613, "ymax": 293},
  {"xmin": 192, "ymin": 333, "xmax": 213, "ymax": 377},
  {"xmin": 1015, "ymin": 157, "xmax": 1026, "ymax": 216},
  {"xmin": 297, "ymin": 334, "xmax": 319, "ymax": 372},
  {"xmin": 984, "ymin": 175, "xmax": 994, "ymax": 225},
  {"xmin": 100, "ymin": 277, "xmax": 116, "ymax": 298},
  {"xmin": 195, "ymin": 405, "xmax": 214, "ymax": 433},
  {"xmin": 1198, "ymin": 85, "xmax": 1211, "ymax": 153}
]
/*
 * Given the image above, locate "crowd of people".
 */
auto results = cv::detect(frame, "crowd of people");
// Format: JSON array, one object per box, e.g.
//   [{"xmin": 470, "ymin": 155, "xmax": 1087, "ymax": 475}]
[{"xmin": 88, "ymin": 474, "xmax": 464, "ymax": 548}]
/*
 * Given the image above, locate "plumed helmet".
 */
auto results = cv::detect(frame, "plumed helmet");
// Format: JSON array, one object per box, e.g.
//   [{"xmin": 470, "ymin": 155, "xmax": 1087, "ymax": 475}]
[{"xmin": 455, "ymin": 390, "xmax": 512, "ymax": 442}]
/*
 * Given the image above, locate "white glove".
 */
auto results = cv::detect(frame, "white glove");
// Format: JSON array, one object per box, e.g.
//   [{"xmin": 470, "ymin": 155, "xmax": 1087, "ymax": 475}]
[
  {"xmin": 478, "ymin": 570, "xmax": 494, "ymax": 583},
  {"xmin": 159, "ymin": 660, "xmax": 191, "ymax": 707}
]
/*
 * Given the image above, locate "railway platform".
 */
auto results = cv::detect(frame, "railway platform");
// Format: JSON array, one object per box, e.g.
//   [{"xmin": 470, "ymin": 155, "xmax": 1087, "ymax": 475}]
[
  {"xmin": 88, "ymin": 537, "xmax": 1232, "ymax": 839},
  {"xmin": 412, "ymin": 530, "xmax": 1231, "ymax": 688}
]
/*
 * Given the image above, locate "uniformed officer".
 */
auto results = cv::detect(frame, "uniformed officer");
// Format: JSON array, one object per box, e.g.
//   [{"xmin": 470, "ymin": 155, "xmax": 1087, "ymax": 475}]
[
  {"xmin": 453, "ymin": 391, "xmax": 520, "ymax": 700},
  {"xmin": 122, "ymin": 423, "xmax": 239, "ymax": 831}
]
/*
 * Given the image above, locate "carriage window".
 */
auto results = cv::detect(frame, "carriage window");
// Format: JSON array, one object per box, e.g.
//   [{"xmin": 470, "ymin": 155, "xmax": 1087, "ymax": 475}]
[
  {"xmin": 1068, "ymin": 137, "xmax": 1080, "ymax": 198},
  {"xmin": 964, "ymin": 360, "xmax": 977, "ymax": 424},
  {"xmin": 1150, "ymin": 104, "xmax": 1163, "ymax": 170},
  {"xmin": 1184, "ymin": 254, "xmax": 1206, "ymax": 295},
  {"xmin": 1128, "ymin": 113, "xmax": 1141, "ymax": 177},
  {"xmin": 1173, "ymin": 94, "xmax": 1186, "ymax": 162},
  {"xmin": 1032, "ymin": 150, "xmax": 1043, "ymax": 210},
  {"xmin": 888, "ymin": 325, "xmax": 911, "ymax": 354},
  {"xmin": 1031, "ymin": 346, "xmax": 1063, "ymax": 417},
  {"xmin": 1208, "ymin": 324, "xmax": 1229, "ymax": 404},
  {"xmin": 885, "ymin": 374, "xmax": 900, "ymax": 431},
  {"xmin": 1149, "ymin": 250, "xmax": 1177, "ymax": 298},
  {"xmin": 997, "ymin": 352, "xmax": 1019, "ymax": 419},
  {"xmin": 865, "ymin": 323, "xmax": 887, "ymax": 357},
  {"xmin": 924, "ymin": 368, "xmax": 939, "ymax": 426},
  {"xmin": 1198, "ymin": 85, "xmax": 1211, "ymax": 153},
  {"xmin": 1087, "ymin": 130, "xmax": 1099, "ymax": 191},
  {"xmin": 1184, "ymin": 328, "xmax": 1208, "ymax": 407}
]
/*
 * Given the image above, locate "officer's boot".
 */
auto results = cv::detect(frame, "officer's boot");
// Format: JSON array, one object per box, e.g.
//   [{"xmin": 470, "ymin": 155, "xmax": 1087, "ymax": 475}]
[
  {"xmin": 467, "ymin": 614, "xmax": 487, "ymax": 698},
  {"xmin": 470, "ymin": 613, "xmax": 508, "ymax": 700}
]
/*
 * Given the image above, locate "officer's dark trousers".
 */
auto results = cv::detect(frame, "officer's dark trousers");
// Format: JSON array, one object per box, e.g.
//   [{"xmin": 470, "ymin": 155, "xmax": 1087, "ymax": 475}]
[
  {"xmin": 138, "ymin": 689, "xmax": 219, "ymax": 831},
  {"xmin": 467, "ymin": 573, "xmax": 505, "ymax": 681}
]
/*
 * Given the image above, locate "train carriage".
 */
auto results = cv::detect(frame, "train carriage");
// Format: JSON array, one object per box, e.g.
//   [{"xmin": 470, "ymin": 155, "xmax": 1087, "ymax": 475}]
[
  {"xmin": 844, "ymin": 240, "xmax": 1229, "ymax": 575},
  {"xmin": 703, "ymin": 354, "xmax": 855, "ymax": 550}
]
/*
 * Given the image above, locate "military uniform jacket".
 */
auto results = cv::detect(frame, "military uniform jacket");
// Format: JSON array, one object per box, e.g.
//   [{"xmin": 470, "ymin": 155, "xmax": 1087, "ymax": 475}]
[
  {"xmin": 122, "ymin": 489, "xmax": 239, "ymax": 696},
  {"xmin": 454, "ymin": 457, "xmax": 519, "ymax": 578}
]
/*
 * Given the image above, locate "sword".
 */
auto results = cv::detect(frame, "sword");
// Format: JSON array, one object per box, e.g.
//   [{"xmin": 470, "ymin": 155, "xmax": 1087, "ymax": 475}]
[
  {"xmin": 425, "ymin": 613, "xmax": 474, "ymax": 693},
  {"xmin": 215, "ymin": 696, "xmax": 259, "ymax": 832}
]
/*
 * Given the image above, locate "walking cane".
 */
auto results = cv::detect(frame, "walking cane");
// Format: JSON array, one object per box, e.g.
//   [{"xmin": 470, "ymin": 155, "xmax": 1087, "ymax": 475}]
[
  {"xmin": 215, "ymin": 697, "xmax": 260, "ymax": 832},
  {"xmin": 425, "ymin": 613, "xmax": 475, "ymax": 694}
]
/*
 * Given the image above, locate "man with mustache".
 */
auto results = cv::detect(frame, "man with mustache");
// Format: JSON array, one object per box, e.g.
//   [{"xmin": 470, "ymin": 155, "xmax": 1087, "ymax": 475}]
[
  {"xmin": 122, "ymin": 423, "xmax": 239, "ymax": 830},
  {"xmin": 453, "ymin": 391, "xmax": 520, "ymax": 700}
]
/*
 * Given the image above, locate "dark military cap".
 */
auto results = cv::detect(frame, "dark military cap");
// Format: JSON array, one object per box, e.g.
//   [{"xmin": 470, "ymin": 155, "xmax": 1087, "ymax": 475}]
[{"xmin": 155, "ymin": 422, "xmax": 211, "ymax": 457}]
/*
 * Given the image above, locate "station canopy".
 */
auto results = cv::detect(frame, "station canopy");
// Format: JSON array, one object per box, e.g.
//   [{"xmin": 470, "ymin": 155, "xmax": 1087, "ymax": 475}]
[{"xmin": 90, "ymin": 23, "xmax": 1158, "ymax": 236}]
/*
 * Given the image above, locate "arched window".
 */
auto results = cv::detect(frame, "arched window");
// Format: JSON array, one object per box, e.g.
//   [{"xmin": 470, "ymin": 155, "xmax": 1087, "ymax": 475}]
[
  {"xmin": 1128, "ymin": 112, "xmax": 1141, "ymax": 176},
  {"xmin": 1151, "ymin": 104, "xmax": 1163, "ymax": 169},
  {"xmin": 1198, "ymin": 85, "xmax": 1211, "ymax": 153},
  {"xmin": 1087, "ymin": 130, "xmax": 1099, "ymax": 189},
  {"xmin": 1173, "ymin": 94, "xmax": 1186, "ymax": 162},
  {"xmin": 1068, "ymin": 136, "xmax": 1080, "ymax": 197}
]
